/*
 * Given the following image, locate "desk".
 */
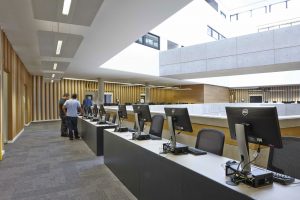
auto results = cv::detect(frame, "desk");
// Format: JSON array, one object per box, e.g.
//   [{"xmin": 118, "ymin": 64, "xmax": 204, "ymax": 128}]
[
  {"xmin": 104, "ymin": 129, "xmax": 300, "ymax": 200},
  {"xmin": 77, "ymin": 117, "xmax": 116, "ymax": 156}
]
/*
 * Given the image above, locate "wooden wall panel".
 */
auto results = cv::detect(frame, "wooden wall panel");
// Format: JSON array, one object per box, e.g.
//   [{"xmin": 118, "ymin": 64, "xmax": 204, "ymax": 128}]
[
  {"xmin": 0, "ymin": 28, "xmax": 3, "ymax": 160},
  {"xmin": 230, "ymin": 85, "xmax": 300, "ymax": 103},
  {"xmin": 204, "ymin": 84, "xmax": 230, "ymax": 103},
  {"xmin": 1, "ymin": 31, "xmax": 33, "ymax": 141}
]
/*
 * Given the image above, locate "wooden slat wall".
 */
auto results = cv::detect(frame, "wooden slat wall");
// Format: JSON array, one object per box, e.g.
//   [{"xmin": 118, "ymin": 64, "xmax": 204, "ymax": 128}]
[
  {"xmin": 0, "ymin": 28, "xmax": 3, "ymax": 160},
  {"xmin": 32, "ymin": 77, "xmax": 97, "ymax": 121},
  {"xmin": 1, "ymin": 30, "xmax": 33, "ymax": 141},
  {"xmin": 33, "ymin": 78, "xmax": 194, "ymax": 121},
  {"xmin": 230, "ymin": 86, "xmax": 300, "ymax": 103}
]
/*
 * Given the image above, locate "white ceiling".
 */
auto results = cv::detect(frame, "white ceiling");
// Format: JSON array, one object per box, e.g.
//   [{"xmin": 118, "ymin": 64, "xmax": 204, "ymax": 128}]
[{"xmin": 0, "ymin": 0, "xmax": 194, "ymax": 85}]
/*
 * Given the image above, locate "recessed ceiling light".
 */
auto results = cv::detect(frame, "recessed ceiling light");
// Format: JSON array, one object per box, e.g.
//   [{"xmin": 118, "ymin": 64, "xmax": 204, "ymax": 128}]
[
  {"xmin": 62, "ymin": 0, "xmax": 72, "ymax": 15},
  {"xmin": 52, "ymin": 74, "xmax": 55, "ymax": 78},
  {"xmin": 56, "ymin": 40, "xmax": 63, "ymax": 55},
  {"xmin": 53, "ymin": 63, "xmax": 57, "ymax": 70},
  {"xmin": 51, "ymin": 80, "xmax": 54, "ymax": 83}
]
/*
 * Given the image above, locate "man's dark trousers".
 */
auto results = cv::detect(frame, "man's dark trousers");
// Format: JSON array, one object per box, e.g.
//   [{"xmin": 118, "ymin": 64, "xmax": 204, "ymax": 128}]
[
  {"xmin": 60, "ymin": 114, "xmax": 68, "ymax": 136},
  {"xmin": 67, "ymin": 117, "xmax": 79, "ymax": 139}
]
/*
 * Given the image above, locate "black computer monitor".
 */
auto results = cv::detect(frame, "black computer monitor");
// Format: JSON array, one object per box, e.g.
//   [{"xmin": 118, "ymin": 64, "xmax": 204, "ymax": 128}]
[
  {"xmin": 118, "ymin": 105, "xmax": 127, "ymax": 119},
  {"xmin": 132, "ymin": 104, "xmax": 152, "ymax": 134},
  {"xmin": 99, "ymin": 104, "xmax": 106, "ymax": 115},
  {"xmin": 164, "ymin": 108, "xmax": 193, "ymax": 153},
  {"xmin": 92, "ymin": 104, "xmax": 98, "ymax": 117},
  {"xmin": 164, "ymin": 108, "xmax": 193, "ymax": 132},
  {"xmin": 225, "ymin": 107, "xmax": 282, "ymax": 172},
  {"xmin": 132, "ymin": 104, "xmax": 152, "ymax": 122}
]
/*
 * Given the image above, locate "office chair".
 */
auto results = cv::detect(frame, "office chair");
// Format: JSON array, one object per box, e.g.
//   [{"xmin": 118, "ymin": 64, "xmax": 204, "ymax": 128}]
[
  {"xmin": 267, "ymin": 137, "xmax": 300, "ymax": 179},
  {"xmin": 105, "ymin": 113, "xmax": 111, "ymax": 121},
  {"xmin": 195, "ymin": 129, "xmax": 225, "ymax": 156},
  {"xmin": 149, "ymin": 114, "xmax": 164, "ymax": 138},
  {"xmin": 111, "ymin": 113, "xmax": 117, "ymax": 123}
]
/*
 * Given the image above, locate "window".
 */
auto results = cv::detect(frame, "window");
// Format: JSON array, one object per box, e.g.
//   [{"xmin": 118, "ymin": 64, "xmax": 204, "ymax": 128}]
[
  {"xmin": 230, "ymin": 14, "xmax": 238, "ymax": 21},
  {"xmin": 207, "ymin": 26, "xmax": 226, "ymax": 40},
  {"xmin": 136, "ymin": 33, "xmax": 160, "ymax": 50}
]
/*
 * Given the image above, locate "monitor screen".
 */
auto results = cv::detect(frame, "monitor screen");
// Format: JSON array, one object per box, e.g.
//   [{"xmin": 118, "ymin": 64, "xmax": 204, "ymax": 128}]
[
  {"xmin": 92, "ymin": 104, "xmax": 98, "ymax": 116},
  {"xmin": 226, "ymin": 107, "xmax": 282, "ymax": 148},
  {"xmin": 132, "ymin": 104, "xmax": 152, "ymax": 122},
  {"xmin": 118, "ymin": 105, "xmax": 127, "ymax": 119},
  {"xmin": 99, "ymin": 104, "xmax": 106, "ymax": 114},
  {"xmin": 164, "ymin": 107, "xmax": 193, "ymax": 132}
]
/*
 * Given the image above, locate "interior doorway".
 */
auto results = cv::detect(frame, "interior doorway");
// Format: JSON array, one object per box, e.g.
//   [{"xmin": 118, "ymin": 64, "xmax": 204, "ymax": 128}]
[
  {"xmin": 104, "ymin": 92, "xmax": 113, "ymax": 104},
  {"xmin": 2, "ymin": 71, "xmax": 8, "ymax": 144}
]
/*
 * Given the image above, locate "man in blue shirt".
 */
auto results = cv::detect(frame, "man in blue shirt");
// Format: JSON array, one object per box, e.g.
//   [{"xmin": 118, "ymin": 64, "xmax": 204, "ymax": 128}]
[
  {"xmin": 83, "ymin": 96, "xmax": 93, "ymax": 108},
  {"xmin": 63, "ymin": 94, "xmax": 83, "ymax": 140}
]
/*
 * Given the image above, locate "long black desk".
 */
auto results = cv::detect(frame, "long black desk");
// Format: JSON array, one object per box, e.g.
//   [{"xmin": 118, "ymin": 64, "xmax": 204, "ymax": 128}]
[
  {"xmin": 77, "ymin": 117, "xmax": 116, "ymax": 156},
  {"xmin": 104, "ymin": 129, "xmax": 300, "ymax": 200}
]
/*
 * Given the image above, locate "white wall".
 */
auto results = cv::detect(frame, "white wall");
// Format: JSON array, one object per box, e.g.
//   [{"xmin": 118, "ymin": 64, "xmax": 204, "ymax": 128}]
[
  {"xmin": 100, "ymin": 43, "xmax": 159, "ymax": 76},
  {"xmin": 151, "ymin": 0, "xmax": 230, "ymax": 46}
]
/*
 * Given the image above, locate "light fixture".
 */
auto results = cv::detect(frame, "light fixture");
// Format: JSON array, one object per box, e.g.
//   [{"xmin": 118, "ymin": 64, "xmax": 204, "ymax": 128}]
[
  {"xmin": 62, "ymin": 0, "xmax": 72, "ymax": 15},
  {"xmin": 51, "ymin": 80, "xmax": 54, "ymax": 83},
  {"xmin": 56, "ymin": 40, "xmax": 63, "ymax": 55},
  {"xmin": 53, "ymin": 63, "xmax": 57, "ymax": 70},
  {"xmin": 52, "ymin": 74, "xmax": 55, "ymax": 78}
]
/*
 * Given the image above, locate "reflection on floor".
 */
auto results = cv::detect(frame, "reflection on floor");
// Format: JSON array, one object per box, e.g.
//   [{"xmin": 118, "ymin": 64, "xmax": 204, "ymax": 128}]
[{"xmin": 0, "ymin": 121, "xmax": 136, "ymax": 200}]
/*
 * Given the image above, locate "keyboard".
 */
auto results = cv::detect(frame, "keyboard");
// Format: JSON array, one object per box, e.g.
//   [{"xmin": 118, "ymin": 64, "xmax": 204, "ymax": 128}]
[
  {"xmin": 188, "ymin": 147, "xmax": 207, "ymax": 155},
  {"xmin": 149, "ymin": 134, "xmax": 161, "ymax": 140},
  {"xmin": 272, "ymin": 172, "xmax": 295, "ymax": 185},
  {"xmin": 128, "ymin": 128, "xmax": 136, "ymax": 132},
  {"xmin": 97, "ymin": 121, "xmax": 107, "ymax": 125}
]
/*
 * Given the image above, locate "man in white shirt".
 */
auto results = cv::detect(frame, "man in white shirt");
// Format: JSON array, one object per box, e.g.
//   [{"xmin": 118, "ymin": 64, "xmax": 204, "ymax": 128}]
[{"xmin": 63, "ymin": 93, "xmax": 83, "ymax": 140}]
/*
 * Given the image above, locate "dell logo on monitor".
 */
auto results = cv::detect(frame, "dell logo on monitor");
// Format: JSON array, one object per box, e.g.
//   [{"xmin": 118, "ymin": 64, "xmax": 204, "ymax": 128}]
[
  {"xmin": 172, "ymin": 109, "xmax": 175, "ymax": 114},
  {"xmin": 242, "ymin": 108, "xmax": 248, "ymax": 117}
]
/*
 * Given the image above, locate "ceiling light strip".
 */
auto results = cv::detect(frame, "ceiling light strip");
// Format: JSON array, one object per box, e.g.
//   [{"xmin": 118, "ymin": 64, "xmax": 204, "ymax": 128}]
[
  {"xmin": 62, "ymin": 0, "xmax": 72, "ymax": 15},
  {"xmin": 53, "ymin": 63, "xmax": 57, "ymax": 70},
  {"xmin": 56, "ymin": 40, "xmax": 63, "ymax": 55}
]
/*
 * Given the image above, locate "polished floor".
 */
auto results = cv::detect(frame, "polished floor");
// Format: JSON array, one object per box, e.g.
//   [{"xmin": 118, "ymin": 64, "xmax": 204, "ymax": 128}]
[{"xmin": 0, "ymin": 121, "xmax": 136, "ymax": 200}]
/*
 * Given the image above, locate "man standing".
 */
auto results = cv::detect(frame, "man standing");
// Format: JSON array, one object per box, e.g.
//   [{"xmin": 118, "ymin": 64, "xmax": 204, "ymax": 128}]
[
  {"xmin": 63, "ymin": 94, "xmax": 83, "ymax": 140},
  {"xmin": 59, "ymin": 93, "xmax": 69, "ymax": 137},
  {"xmin": 83, "ymin": 95, "xmax": 93, "ymax": 108}
]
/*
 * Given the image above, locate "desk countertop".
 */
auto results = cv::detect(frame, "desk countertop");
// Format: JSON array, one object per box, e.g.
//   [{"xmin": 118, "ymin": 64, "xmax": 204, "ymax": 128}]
[{"xmin": 105, "ymin": 129, "xmax": 300, "ymax": 200}]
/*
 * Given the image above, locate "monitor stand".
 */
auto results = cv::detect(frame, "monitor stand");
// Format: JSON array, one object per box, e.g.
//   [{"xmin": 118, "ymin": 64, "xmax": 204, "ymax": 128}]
[
  {"xmin": 163, "ymin": 116, "xmax": 188, "ymax": 154},
  {"xmin": 115, "ymin": 116, "xmax": 128, "ymax": 132},
  {"xmin": 132, "ymin": 113, "xmax": 150, "ymax": 140},
  {"xmin": 97, "ymin": 114, "xmax": 107, "ymax": 125},
  {"xmin": 225, "ymin": 123, "xmax": 273, "ymax": 187}
]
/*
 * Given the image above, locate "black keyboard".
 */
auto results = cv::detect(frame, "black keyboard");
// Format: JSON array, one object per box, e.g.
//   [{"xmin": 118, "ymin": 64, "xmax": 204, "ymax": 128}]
[
  {"xmin": 128, "ymin": 128, "xmax": 136, "ymax": 132},
  {"xmin": 188, "ymin": 147, "xmax": 207, "ymax": 155},
  {"xmin": 272, "ymin": 172, "xmax": 295, "ymax": 185},
  {"xmin": 97, "ymin": 121, "xmax": 107, "ymax": 125},
  {"xmin": 149, "ymin": 134, "xmax": 161, "ymax": 140}
]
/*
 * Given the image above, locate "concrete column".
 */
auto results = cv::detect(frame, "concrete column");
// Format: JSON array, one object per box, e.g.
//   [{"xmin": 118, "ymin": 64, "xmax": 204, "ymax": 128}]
[
  {"xmin": 145, "ymin": 84, "xmax": 150, "ymax": 104},
  {"xmin": 97, "ymin": 78, "xmax": 105, "ymax": 105}
]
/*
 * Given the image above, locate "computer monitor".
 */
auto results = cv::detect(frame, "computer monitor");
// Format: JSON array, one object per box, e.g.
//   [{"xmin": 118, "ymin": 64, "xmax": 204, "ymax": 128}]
[
  {"xmin": 115, "ymin": 105, "xmax": 129, "ymax": 132},
  {"xmin": 92, "ymin": 104, "xmax": 98, "ymax": 117},
  {"xmin": 132, "ymin": 104, "xmax": 152, "ymax": 135},
  {"xmin": 225, "ymin": 107, "xmax": 282, "ymax": 173},
  {"xmin": 118, "ymin": 105, "xmax": 127, "ymax": 119},
  {"xmin": 99, "ymin": 104, "xmax": 106, "ymax": 115},
  {"xmin": 164, "ymin": 108, "xmax": 193, "ymax": 152}
]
